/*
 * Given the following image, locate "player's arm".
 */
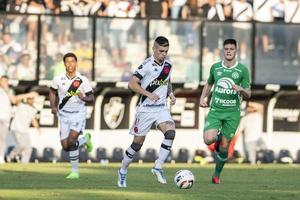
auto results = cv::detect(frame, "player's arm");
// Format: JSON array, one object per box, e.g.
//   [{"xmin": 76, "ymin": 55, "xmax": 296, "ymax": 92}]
[
  {"xmin": 167, "ymin": 79, "xmax": 176, "ymax": 105},
  {"xmin": 200, "ymin": 83, "xmax": 213, "ymax": 107},
  {"xmin": 78, "ymin": 91, "xmax": 94, "ymax": 103},
  {"xmin": 140, "ymin": 0, "xmax": 146, "ymax": 17},
  {"xmin": 161, "ymin": 0, "xmax": 168, "ymax": 18},
  {"xmin": 233, "ymin": 85, "xmax": 251, "ymax": 99},
  {"xmin": 31, "ymin": 118, "xmax": 41, "ymax": 134},
  {"xmin": 49, "ymin": 88, "xmax": 58, "ymax": 114},
  {"xmin": 128, "ymin": 76, "xmax": 159, "ymax": 101}
]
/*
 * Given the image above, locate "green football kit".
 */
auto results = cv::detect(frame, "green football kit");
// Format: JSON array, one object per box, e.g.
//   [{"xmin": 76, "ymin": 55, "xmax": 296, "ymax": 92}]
[{"xmin": 204, "ymin": 61, "xmax": 250, "ymax": 140}]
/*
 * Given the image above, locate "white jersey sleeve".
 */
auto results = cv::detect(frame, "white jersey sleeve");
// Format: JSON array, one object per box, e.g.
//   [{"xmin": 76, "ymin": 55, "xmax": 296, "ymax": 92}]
[{"xmin": 80, "ymin": 76, "xmax": 93, "ymax": 94}]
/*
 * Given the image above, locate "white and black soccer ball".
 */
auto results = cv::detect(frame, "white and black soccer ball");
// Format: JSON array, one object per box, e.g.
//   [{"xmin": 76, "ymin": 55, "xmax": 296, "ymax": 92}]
[{"xmin": 174, "ymin": 170, "xmax": 194, "ymax": 189}]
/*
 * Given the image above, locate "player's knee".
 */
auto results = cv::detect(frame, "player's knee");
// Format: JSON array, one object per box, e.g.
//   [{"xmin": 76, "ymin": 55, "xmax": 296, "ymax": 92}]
[
  {"xmin": 203, "ymin": 137, "xmax": 213, "ymax": 145},
  {"xmin": 69, "ymin": 141, "xmax": 79, "ymax": 151},
  {"xmin": 62, "ymin": 144, "xmax": 69, "ymax": 151},
  {"xmin": 164, "ymin": 130, "xmax": 175, "ymax": 140},
  {"xmin": 130, "ymin": 142, "xmax": 142, "ymax": 152}
]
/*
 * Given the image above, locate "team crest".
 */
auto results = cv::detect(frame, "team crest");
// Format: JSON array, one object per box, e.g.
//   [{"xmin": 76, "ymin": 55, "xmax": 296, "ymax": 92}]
[
  {"xmin": 72, "ymin": 80, "xmax": 81, "ymax": 87},
  {"xmin": 103, "ymin": 97, "xmax": 125, "ymax": 129},
  {"xmin": 163, "ymin": 67, "xmax": 170, "ymax": 74},
  {"xmin": 232, "ymin": 72, "xmax": 239, "ymax": 79}
]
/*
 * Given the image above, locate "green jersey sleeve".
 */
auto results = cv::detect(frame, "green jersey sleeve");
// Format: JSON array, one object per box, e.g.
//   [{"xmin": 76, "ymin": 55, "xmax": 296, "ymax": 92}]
[
  {"xmin": 241, "ymin": 67, "xmax": 251, "ymax": 89},
  {"xmin": 207, "ymin": 64, "xmax": 215, "ymax": 84}
]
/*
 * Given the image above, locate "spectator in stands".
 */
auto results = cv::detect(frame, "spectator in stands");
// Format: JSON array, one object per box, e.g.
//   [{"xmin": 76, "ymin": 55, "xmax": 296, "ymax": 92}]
[
  {"xmin": 202, "ymin": 0, "xmax": 225, "ymax": 65},
  {"xmin": 0, "ymin": 75, "xmax": 37, "ymax": 164},
  {"xmin": 0, "ymin": 32, "xmax": 22, "ymax": 68},
  {"xmin": 12, "ymin": 52, "xmax": 35, "ymax": 80},
  {"xmin": 169, "ymin": 0, "xmax": 187, "ymax": 33},
  {"xmin": 140, "ymin": 0, "xmax": 169, "ymax": 38},
  {"xmin": 0, "ymin": 54, "xmax": 8, "ymax": 76},
  {"xmin": 253, "ymin": 0, "xmax": 275, "ymax": 54},
  {"xmin": 107, "ymin": 0, "xmax": 134, "ymax": 67},
  {"xmin": 26, "ymin": 0, "xmax": 45, "ymax": 45},
  {"xmin": 232, "ymin": 0, "xmax": 253, "ymax": 61},
  {"xmin": 6, "ymin": 93, "xmax": 40, "ymax": 164},
  {"xmin": 284, "ymin": 0, "xmax": 300, "ymax": 66},
  {"xmin": 239, "ymin": 102, "xmax": 265, "ymax": 165}
]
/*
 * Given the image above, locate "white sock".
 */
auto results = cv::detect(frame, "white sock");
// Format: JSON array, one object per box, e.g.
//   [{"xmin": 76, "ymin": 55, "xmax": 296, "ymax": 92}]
[
  {"xmin": 155, "ymin": 139, "xmax": 173, "ymax": 169},
  {"xmin": 120, "ymin": 146, "xmax": 137, "ymax": 173},
  {"xmin": 78, "ymin": 136, "xmax": 86, "ymax": 147},
  {"xmin": 69, "ymin": 149, "xmax": 79, "ymax": 173}
]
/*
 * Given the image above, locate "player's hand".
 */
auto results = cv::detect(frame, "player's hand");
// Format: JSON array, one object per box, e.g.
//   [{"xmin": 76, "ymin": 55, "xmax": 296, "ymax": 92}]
[
  {"xmin": 169, "ymin": 93, "xmax": 176, "ymax": 105},
  {"xmin": 200, "ymin": 98, "xmax": 208, "ymax": 107},
  {"xmin": 51, "ymin": 107, "xmax": 58, "ymax": 115},
  {"xmin": 232, "ymin": 85, "xmax": 242, "ymax": 92},
  {"xmin": 147, "ymin": 93, "xmax": 160, "ymax": 102},
  {"xmin": 77, "ymin": 92, "xmax": 85, "ymax": 100}
]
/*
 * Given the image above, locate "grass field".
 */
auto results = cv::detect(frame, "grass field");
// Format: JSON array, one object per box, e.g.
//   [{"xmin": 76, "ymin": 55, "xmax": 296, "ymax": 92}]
[{"xmin": 0, "ymin": 163, "xmax": 300, "ymax": 200}]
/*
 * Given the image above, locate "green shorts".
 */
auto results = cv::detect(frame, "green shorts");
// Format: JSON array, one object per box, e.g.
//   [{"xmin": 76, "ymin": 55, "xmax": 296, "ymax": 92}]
[{"xmin": 204, "ymin": 109, "xmax": 240, "ymax": 140}]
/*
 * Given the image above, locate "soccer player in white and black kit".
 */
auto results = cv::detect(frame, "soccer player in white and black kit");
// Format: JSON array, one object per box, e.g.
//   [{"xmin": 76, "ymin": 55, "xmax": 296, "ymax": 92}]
[
  {"xmin": 117, "ymin": 36, "xmax": 176, "ymax": 187},
  {"xmin": 49, "ymin": 53, "xmax": 94, "ymax": 179}
]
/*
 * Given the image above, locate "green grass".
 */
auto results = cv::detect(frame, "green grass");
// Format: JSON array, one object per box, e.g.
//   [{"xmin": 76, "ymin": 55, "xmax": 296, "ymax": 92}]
[{"xmin": 0, "ymin": 163, "xmax": 300, "ymax": 200}]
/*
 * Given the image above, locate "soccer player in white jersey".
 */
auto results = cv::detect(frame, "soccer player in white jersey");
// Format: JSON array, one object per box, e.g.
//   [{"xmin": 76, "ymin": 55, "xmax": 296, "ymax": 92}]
[
  {"xmin": 49, "ymin": 53, "xmax": 94, "ymax": 179},
  {"xmin": 117, "ymin": 36, "xmax": 176, "ymax": 188}
]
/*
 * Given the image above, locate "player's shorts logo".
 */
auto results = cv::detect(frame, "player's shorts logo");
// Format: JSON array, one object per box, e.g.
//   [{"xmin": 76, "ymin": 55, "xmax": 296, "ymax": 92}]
[{"xmin": 104, "ymin": 97, "xmax": 125, "ymax": 129}]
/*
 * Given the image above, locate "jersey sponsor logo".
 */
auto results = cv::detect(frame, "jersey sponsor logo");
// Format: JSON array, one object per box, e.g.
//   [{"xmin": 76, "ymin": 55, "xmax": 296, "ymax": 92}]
[
  {"xmin": 215, "ymin": 78, "xmax": 237, "ymax": 95},
  {"xmin": 103, "ymin": 97, "xmax": 125, "ymax": 129},
  {"xmin": 149, "ymin": 79, "xmax": 168, "ymax": 87},
  {"xmin": 215, "ymin": 97, "xmax": 237, "ymax": 105},
  {"xmin": 232, "ymin": 72, "xmax": 239, "ymax": 79}
]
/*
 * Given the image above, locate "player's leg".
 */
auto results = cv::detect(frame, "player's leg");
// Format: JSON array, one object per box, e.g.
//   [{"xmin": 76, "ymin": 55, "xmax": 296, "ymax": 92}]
[
  {"xmin": 6, "ymin": 131, "xmax": 22, "ymax": 162},
  {"xmin": 118, "ymin": 112, "xmax": 153, "ymax": 187},
  {"xmin": 76, "ymin": 119, "xmax": 93, "ymax": 152},
  {"xmin": 65, "ymin": 129, "xmax": 81, "ymax": 179},
  {"xmin": 118, "ymin": 136, "xmax": 145, "ymax": 188},
  {"xmin": 152, "ymin": 110, "xmax": 175, "ymax": 184},
  {"xmin": 20, "ymin": 131, "xmax": 32, "ymax": 164},
  {"xmin": 212, "ymin": 111, "xmax": 240, "ymax": 184},
  {"xmin": 212, "ymin": 136, "xmax": 230, "ymax": 184},
  {"xmin": 0, "ymin": 121, "xmax": 9, "ymax": 164},
  {"xmin": 203, "ymin": 111, "xmax": 222, "ymax": 151}
]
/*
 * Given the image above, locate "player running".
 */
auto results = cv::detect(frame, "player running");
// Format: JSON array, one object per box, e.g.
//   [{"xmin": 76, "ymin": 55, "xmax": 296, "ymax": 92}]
[
  {"xmin": 200, "ymin": 39, "xmax": 251, "ymax": 184},
  {"xmin": 49, "ymin": 52, "xmax": 94, "ymax": 179},
  {"xmin": 117, "ymin": 36, "xmax": 176, "ymax": 188}
]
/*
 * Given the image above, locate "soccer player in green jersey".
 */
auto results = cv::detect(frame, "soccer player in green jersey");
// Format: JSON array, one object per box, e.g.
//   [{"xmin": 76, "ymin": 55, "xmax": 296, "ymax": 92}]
[{"xmin": 200, "ymin": 39, "xmax": 251, "ymax": 184}]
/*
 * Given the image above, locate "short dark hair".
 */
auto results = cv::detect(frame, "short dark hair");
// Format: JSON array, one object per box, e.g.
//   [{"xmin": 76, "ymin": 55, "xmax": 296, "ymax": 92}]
[
  {"xmin": 223, "ymin": 39, "xmax": 237, "ymax": 47},
  {"xmin": 63, "ymin": 52, "xmax": 77, "ymax": 62},
  {"xmin": 155, "ymin": 36, "xmax": 169, "ymax": 47},
  {"xmin": 0, "ymin": 75, "xmax": 8, "ymax": 79}
]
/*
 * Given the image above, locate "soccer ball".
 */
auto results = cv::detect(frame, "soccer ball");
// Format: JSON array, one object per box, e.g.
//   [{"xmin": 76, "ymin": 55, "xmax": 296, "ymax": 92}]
[{"xmin": 174, "ymin": 170, "xmax": 194, "ymax": 189}]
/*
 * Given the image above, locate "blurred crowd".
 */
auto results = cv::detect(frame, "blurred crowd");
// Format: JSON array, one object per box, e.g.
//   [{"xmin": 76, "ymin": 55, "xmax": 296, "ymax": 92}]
[
  {"xmin": 1, "ymin": 0, "xmax": 299, "ymax": 23},
  {"xmin": 0, "ymin": 0, "xmax": 299, "ymax": 83}
]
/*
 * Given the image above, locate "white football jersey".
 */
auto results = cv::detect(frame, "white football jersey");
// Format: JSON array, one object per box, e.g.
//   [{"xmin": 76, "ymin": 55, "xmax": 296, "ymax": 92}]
[
  {"xmin": 50, "ymin": 72, "xmax": 93, "ymax": 113},
  {"xmin": 133, "ymin": 55, "xmax": 172, "ymax": 112}
]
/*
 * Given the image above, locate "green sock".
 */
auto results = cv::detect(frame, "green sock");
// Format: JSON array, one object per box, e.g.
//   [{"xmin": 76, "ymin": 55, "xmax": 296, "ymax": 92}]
[{"xmin": 213, "ymin": 147, "xmax": 228, "ymax": 178}]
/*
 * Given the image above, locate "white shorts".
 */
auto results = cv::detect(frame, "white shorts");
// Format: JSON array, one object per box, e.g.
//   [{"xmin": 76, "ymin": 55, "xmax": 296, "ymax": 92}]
[
  {"xmin": 58, "ymin": 110, "xmax": 86, "ymax": 140},
  {"xmin": 129, "ymin": 109, "xmax": 173, "ymax": 136}
]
